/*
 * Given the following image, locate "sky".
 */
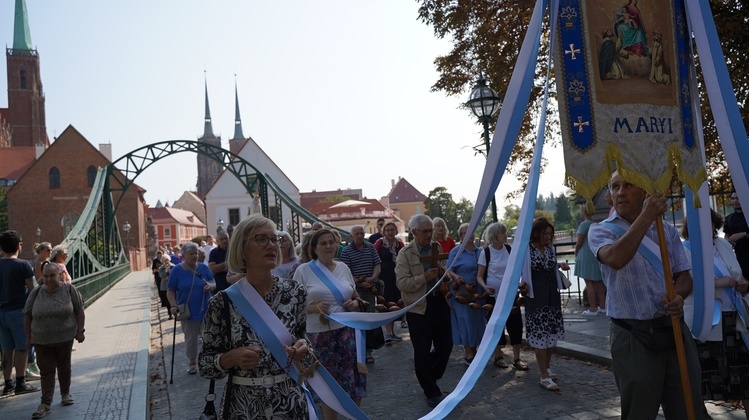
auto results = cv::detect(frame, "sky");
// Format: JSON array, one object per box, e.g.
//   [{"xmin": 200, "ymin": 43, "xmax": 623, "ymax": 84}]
[{"xmin": 0, "ymin": 0, "xmax": 569, "ymax": 219}]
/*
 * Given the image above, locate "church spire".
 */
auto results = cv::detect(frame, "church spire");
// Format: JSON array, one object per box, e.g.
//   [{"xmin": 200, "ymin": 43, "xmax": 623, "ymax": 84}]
[
  {"xmin": 233, "ymin": 77, "xmax": 245, "ymax": 140},
  {"xmin": 203, "ymin": 74, "xmax": 214, "ymax": 137},
  {"xmin": 13, "ymin": 0, "xmax": 33, "ymax": 51}
]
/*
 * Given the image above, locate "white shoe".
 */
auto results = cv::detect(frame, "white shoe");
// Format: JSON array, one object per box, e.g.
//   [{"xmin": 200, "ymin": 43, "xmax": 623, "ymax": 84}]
[
  {"xmin": 581, "ymin": 309, "xmax": 599, "ymax": 316},
  {"xmin": 597, "ymin": 307, "xmax": 607, "ymax": 314}
]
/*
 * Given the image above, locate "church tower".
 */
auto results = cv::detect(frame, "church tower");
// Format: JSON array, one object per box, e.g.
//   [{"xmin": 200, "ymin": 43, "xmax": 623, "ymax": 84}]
[
  {"xmin": 196, "ymin": 77, "xmax": 222, "ymax": 200},
  {"xmin": 228, "ymin": 79, "xmax": 249, "ymax": 155},
  {"xmin": 5, "ymin": 0, "xmax": 48, "ymax": 148}
]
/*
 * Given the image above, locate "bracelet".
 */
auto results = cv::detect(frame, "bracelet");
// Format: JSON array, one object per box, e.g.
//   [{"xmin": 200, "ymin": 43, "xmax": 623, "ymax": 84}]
[{"xmin": 214, "ymin": 353, "xmax": 227, "ymax": 372}]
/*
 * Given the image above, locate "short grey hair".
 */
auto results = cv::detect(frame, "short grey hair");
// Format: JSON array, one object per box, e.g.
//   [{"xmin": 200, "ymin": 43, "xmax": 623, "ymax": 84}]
[
  {"xmin": 181, "ymin": 241, "xmax": 199, "ymax": 255},
  {"xmin": 50, "ymin": 244, "xmax": 68, "ymax": 262},
  {"xmin": 409, "ymin": 214, "xmax": 432, "ymax": 231},
  {"xmin": 277, "ymin": 231, "xmax": 297, "ymax": 261},
  {"xmin": 483, "ymin": 222, "xmax": 508, "ymax": 245},
  {"xmin": 350, "ymin": 225, "xmax": 364, "ymax": 234}
]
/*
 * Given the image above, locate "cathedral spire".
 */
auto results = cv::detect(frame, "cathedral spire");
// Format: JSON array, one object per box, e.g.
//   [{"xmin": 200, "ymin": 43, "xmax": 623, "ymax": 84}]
[
  {"xmin": 13, "ymin": 0, "xmax": 33, "ymax": 51},
  {"xmin": 203, "ymin": 74, "xmax": 214, "ymax": 137},
  {"xmin": 233, "ymin": 77, "xmax": 245, "ymax": 140}
]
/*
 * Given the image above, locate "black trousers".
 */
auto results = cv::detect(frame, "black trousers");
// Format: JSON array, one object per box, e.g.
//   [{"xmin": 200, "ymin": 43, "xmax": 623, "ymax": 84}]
[{"xmin": 407, "ymin": 294, "xmax": 452, "ymax": 398}]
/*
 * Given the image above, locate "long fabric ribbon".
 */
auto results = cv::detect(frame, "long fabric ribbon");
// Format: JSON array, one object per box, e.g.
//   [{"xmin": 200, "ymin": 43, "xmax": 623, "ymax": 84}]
[
  {"xmin": 685, "ymin": 0, "xmax": 749, "ymax": 235},
  {"xmin": 599, "ymin": 221, "xmax": 665, "ymax": 276},
  {"xmin": 683, "ymin": 240, "xmax": 724, "ymax": 329},
  {"xmin": 225, "ymin": 280, "xmax": 368, "ymax": 419},
  {"xmin": 422, "ymin": 1, "xmax": 552, "ymax": 417},
  {"xmin": 307, "ymin": 260, "xmax": 368, "ymax": 369}
]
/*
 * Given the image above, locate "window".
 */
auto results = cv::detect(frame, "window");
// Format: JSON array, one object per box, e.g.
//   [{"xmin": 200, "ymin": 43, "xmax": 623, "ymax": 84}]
[
  {"xmin": 87, "ymin": 166, "xmax": 97, "ymax": 187},
  {"xmin": 164, "ymin": 228, "xmax": 171, "ymax": 237},
  {"xmin": 20, "ymin": 67, "xmax": 26, "ymax": 89},
  {"xmin": 49, "ymin": 167, "xmax": 60, "ymax": 189},
  {"xmin": 61, "ymin": 211, "xmax": 79, "ymax": 237},
  {"xmin": 229, "ymin": 208, "xmax": 240, "ymax": 227}
]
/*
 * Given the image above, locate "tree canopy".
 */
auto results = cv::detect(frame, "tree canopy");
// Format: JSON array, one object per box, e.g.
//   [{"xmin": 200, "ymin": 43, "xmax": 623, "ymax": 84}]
[{"xmin": 417, "ymin": 0, "xmax": 748, "ymax": 194}]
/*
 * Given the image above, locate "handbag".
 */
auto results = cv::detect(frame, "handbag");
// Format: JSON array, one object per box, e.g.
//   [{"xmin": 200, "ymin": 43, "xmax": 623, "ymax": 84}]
[
  {"xmin": 557, "ymin": 269, "xmax": 571, "ymax": 290},
  {"xmin": 176, "ymin": 271, "xmax": 196, "ymax": 321},
  {"xmin": 200, "ymin": 292, "xmax": 233, "ymax": 420}
]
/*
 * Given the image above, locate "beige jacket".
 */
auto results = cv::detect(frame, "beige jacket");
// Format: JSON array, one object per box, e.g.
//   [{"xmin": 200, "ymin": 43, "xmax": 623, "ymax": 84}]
[{"xmin": 395, "ymin": 241, "xmax": 444, "ymax": 315}]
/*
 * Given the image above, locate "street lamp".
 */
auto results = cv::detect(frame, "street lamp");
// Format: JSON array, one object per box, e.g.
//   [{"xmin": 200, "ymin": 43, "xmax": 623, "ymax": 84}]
[
  {"xmin": 36, "ymin": 227, "xmax": 41, "ymax": 243},
  {"xmin": 217, "ymin": 218, "xmax": 224, "ymax": 233},
  {"xmin": 122, "ymin": 221, "xmax": 131, "ymax": 252},
  {"xmin": 466, "ymin": 73, "xmax": 502, "ymax": 222}
]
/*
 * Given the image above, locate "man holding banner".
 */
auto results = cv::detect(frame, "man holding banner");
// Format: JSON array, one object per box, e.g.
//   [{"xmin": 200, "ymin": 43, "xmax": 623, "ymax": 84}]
[{"xmin": 588, "ymin": 172, "xmax": 704, "ymax": 419}]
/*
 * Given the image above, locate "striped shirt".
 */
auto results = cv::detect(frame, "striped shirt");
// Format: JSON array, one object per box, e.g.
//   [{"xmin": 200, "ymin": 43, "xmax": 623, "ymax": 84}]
[
  {"xmin": 340, "ymin": 241, "xmax": 381, "ymax": 278},
  {"xmin": 588, "ymin": 212, "xmax": 690, "ymax": 320}
]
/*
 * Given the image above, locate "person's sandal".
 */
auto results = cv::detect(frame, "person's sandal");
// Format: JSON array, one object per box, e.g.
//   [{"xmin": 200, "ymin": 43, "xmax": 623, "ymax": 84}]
[
  {"xmin": 512, "ymin": 359, "xmax": 529, "ymax": 371},
  {"xmin": 493, "ymin": 357, "xmax": 509, "ymax": 368},
  {"xmin": 546, "ymin": 368, "xmax": 558, "ymax": 380},
  {"xmin": 61, "ymin": 394, "xmax": 74, "ymax": 406},
  {"xmin": 539, "ymin": 377, "xmax": 559, "ymax": 391},
  {"xmin": 32, "ymin": 403, "xmax": 51, "ymax": 419},
  {"xmin": 187, "ymin": 365, "xmax": 197, "ymax": 375}
]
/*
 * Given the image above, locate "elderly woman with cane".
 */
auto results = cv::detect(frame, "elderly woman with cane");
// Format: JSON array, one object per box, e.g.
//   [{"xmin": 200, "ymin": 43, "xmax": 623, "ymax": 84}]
[{"xmin": 167, "ymin": 242, "xmax": 215, "ymax": 375}]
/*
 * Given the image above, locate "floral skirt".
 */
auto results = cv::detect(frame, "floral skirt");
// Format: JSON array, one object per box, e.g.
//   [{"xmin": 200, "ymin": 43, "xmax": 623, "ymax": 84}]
[{"xmin": 308, "ymin": 326, "xmax": 367, "ymax": 402}]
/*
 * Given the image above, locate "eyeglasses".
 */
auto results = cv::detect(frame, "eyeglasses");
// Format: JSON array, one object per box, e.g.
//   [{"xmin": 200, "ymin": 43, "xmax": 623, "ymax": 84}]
[{"xmin": 253, "ymin": 234, "xmax": 281, "ymax": 246}]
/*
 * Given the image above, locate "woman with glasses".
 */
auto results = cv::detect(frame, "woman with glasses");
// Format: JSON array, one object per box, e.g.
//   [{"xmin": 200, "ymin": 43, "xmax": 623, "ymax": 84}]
[
  {"xmin": 373, "ymin": 221, "xmax": 405, "ymax": 341},
  {"xmin": 271, "ymin": 231, "xmax": 299, "ymax": 280},
  {"xmin": 199, "ymin": 215, "xmax": 312, "ymax": 418},
  {"xmin": 167, "ymin": 242, "xmax": 215, "ymax": 375},
  {"xmin": 293, "ymin": 228, "xmax": 366, "ymax": 418}
]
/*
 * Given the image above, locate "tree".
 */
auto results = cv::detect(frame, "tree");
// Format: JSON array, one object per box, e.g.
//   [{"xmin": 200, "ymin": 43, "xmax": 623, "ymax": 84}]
[
  {"xmin": 424, "ymin": 186, "xmax": 459, "ymax": 234},
  {"xmin": 554, "ymin": 194, "xmax": 573, "ymax": 231},
  {"xmin": 455, "ymin": 197, "xmax": 474, "ymax": 226},
  {"xmin": 417, "ymin": 1, "xmax": 747, "ymax": 194},
  {"xmin": 320, "ymin": 195, "xmax": 349, "ymax": 203}
]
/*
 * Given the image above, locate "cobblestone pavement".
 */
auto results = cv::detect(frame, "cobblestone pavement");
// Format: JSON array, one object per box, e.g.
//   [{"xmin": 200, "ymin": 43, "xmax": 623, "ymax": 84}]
[{"xmin": 149, "ymin": 278, "xmax": 747, "ymax": 419}]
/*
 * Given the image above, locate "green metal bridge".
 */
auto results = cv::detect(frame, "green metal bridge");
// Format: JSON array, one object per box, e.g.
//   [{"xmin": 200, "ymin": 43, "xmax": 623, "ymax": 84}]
[{"xmin": 64, "ymin": 140, "xmax": 344, "ymax": 305}]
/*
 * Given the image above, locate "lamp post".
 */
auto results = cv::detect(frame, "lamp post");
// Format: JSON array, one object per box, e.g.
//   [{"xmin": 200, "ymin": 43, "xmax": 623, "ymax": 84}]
[
  {"xmin": 466, "ymin": 74, "xmax": 502, "ymax": 222},
  {"xmin": 36, "ymin": 227, "xmax": 41, "ymax": 243},
  {"xmin": 122, "ymin": 221, "xmax": 131, "ymax": 252},
  {"xmin": 217, "ymin": 218, "xmax": 224, "ymax": 233}
]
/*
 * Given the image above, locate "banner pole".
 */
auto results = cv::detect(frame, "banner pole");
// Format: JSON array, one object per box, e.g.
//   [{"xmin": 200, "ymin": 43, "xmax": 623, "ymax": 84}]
[{"xmin": 655, "ymin": 216, "xmax": 695, "ymax": 420}]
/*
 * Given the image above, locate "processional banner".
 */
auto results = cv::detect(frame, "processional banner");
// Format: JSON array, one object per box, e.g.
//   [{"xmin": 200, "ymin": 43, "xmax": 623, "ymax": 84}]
[{"xmin": 554, "ymin": 0, "xmax": 706, "ymax": 200}]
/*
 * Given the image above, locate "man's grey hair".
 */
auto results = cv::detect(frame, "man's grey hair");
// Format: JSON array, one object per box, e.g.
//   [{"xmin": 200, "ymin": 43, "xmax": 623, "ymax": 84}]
[
  {"xmin": 181, "ymin": 241, "xmax": 199, "ymax": 254},
  {"xmin": 409, "ymin": 214, "xmax": 433, "ymax": 231},
  {"xmin": 350, "ymin": 225, "xmax": 364, "ymax": 234}
]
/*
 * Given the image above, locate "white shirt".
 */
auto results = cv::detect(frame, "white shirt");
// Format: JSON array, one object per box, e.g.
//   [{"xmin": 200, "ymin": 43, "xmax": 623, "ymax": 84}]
[
  {"xmin": 292, "ymin": 261, "xmax": 355, "ymax": 333},
  {"xmin": 478, "ymin": 245, "xmax": 510, "ymax": 297}
]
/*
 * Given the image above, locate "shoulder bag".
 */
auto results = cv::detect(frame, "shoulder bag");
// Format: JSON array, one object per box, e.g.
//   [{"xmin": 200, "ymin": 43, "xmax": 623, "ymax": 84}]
[{"xmin": 176, "ymin": 271, "xmax": 195, "ymax": 321}]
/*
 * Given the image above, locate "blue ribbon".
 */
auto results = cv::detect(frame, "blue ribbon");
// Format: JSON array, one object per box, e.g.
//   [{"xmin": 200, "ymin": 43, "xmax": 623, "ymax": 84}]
[
  {"xmin": 682, "ymin": 240, "xmax": 722, "ymax": 329},
  {"xmin": 599, "ymin": 222, "xmax": 664, "ymax": 276}
]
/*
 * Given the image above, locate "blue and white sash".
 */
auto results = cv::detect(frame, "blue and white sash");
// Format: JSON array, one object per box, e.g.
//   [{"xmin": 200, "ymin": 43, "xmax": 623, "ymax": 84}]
[
  {"xmin": 683, "ymin": 241, "xmax": 723, "ymax": 329},
  {"xmin": 600, "ymin": 221, "xmax": 665, "ymax": 276},
  {"xmin": 307, "ymin": 260, "xmax": 369, "ymax": 370},
  {"xmin": 225, "ymin": 279, "xmax": 369, "ymax": 419}
]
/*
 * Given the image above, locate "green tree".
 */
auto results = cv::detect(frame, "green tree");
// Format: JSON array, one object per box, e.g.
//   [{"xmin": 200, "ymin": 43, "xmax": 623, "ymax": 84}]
[
  {"xmin": 0, "ymin": 188, "xmax": 7, "ymax": 231},
  {"xmin": 424, "ymin": 186, "xmax": 459, "ymax": 234},
  {"xmin": 455, "ymin": 197, "xmax": 474, "ymax": 226},
  {"xmin": 554, "ymin": 194, "xmax": 573, "ymax": 230},
  {"xmin": 321, "ymin": 195, "xmax": 349, "ymax": 203}
]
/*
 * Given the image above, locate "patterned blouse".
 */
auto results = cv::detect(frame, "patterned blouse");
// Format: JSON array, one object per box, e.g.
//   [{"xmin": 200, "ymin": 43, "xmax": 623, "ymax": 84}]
[{"xmin": 198, "ymin": 277, "xmax": 310, "ymax": 419}]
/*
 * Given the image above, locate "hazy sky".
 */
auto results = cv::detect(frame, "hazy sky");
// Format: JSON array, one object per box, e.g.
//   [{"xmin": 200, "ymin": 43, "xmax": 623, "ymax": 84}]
[{"xmin": 1, "ymin": 0, "xmax": 568, "ymax": 218}]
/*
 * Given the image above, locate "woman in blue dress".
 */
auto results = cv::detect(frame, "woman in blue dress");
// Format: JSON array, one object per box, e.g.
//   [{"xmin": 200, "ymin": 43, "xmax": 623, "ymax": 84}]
[
  {"xmin": 575, "ymin": 206, "xmax": 605, "ymax": 316},
  {"xmin": 446, "ymin": 223, "xmax": 486, "ymax": 365}
]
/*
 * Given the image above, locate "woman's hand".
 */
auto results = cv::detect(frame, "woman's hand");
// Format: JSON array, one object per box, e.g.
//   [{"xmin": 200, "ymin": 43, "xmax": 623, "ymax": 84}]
[
  {"xmin": 75, "ymin": 330, "xmax": 85, "ymax": 343},
  {"xmin": 737, "ymin": 277, "xmax": 749, "ymax": 294},
  {"xmin": 716, "ymin": 276, "xmax": 737, "ymax": 289},
  {"xmin": 311, "ymin": 301, "xmax": 331, "ymax": 315},
  {"xmin": 230, "ymin": 346, "xmax": 262, "ymax": 370},
  {"xmin": 170, "ymin": 306, "xmax": 179, "ymax": 317},
  {"xmin": 343, "ymin": 298, "xmax": 359, "ymax": 312},
  {"xmin": 284, "ymin": 339, "xmax": 308, "ymax": 362}
]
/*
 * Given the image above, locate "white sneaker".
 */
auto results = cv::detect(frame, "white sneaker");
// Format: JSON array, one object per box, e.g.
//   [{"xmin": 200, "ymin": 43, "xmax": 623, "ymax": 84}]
[
  {"xmin": 581, "ymin": 309, "xmax": 599, "ymax": 316},
  {"xmin": 597, "ymin": 307, "xmax": 607, "ymax": 314}
]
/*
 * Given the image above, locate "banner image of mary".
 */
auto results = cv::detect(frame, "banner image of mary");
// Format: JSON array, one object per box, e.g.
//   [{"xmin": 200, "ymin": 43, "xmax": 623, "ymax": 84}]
[{"xmin": 614, "ymin": 0, "xmax": 648, "ymax": 57}]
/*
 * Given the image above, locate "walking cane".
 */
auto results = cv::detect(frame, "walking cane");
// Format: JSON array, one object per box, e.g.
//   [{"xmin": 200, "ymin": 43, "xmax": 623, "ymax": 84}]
[{"xmin": 169, "ymin": 314, "xmax": 177, "ymax": 384}]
